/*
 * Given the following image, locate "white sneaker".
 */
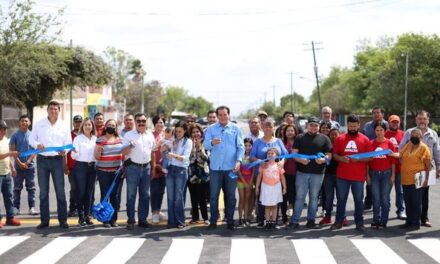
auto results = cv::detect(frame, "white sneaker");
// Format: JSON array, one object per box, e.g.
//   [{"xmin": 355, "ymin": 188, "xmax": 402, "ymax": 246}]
[
  {"xmin": 287, "ymin": 209, "xmax": 293, "ymax": 217},
  {"xmin": 152, "ymin": 214, "xmax": 160, "ymax": 224},
  {"xmin": 29, "ymin": 207, "xmax": 39, "ymax": 215},
  {"xmin": 158, "ymin": 212, "xmax": 165, "ymax": 220}
]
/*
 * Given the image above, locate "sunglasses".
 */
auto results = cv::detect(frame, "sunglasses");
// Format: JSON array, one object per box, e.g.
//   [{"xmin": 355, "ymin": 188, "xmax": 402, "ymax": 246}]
[{"xmin": 136, "ymin": 120, "xmax": 147, "ymax": 124}]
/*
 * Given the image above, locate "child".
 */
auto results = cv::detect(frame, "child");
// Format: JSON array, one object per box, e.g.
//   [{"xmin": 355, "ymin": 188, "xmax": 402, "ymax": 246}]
[
  {"xmin": 160, "ymin": 127, "xmax": 174, "ymax": 174},
  {"xmin": 238, "ymin": 138, "xmax": 254, "ymax": 227},
  {"xmin": 255, "ymin": 147, "xmax": 286, "ymax": 230}
]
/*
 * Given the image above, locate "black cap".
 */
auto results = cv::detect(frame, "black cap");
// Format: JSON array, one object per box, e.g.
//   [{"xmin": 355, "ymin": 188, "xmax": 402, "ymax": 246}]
[
  {"xmin": 0, "ymin": 120, "xmax": 8, "ymax": 129},
  {"xmin": 73, "ymin": 115, "xmax": 83, "ymax": 122},
  {"xmin": 307, "ymin": 116, "xmax": 320, "ymax": 124}
]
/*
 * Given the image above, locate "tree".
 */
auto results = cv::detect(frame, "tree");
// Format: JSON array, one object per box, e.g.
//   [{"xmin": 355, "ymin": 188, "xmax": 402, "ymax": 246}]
[
  {"xmin": 125, "ymin": 80, "xmax": 164, "ymax": 117},
  {"xmin": 103, "ymin": 47, "xmax": 134, "ymax": 102},
  {"xmin": 158, "ymin": 86, "xmax": 188, "ymax": 120}
]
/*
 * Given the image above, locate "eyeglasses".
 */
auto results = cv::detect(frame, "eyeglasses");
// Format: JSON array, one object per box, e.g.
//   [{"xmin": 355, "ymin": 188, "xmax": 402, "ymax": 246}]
[{"xmin": 136, "ymin": 120, "xmax": 147, "ymax": 124}]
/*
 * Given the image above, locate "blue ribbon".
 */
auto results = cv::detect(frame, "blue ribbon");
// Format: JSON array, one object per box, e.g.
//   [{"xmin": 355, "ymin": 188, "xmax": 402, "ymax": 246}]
[
  {"xmin": 19, "ymin": 144, "xmax": 75, "ymax": 158},
  {"xmin": 348, "ymin": 149, "xmax": 392, "ymax": 160},
  {"xmin": 249, "ymin": 152, "xmax": 330, "ymax": 168}
]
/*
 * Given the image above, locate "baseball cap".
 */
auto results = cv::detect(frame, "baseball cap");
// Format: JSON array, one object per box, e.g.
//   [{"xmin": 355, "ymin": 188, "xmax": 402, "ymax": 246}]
[
  {"xmin": 307, "ymin": 116, "xmax": 320, "ymax": 124},
  {"xmin": 73, "ymin": 115, "xmax": 83, "ymax": 122},
  {"xmin": 388, "ymin": 115, "xmax": 400, "ymax": 123},
  {"xmin": 257, "ymin": 110, "xmax": 268, "ymax": 117},
  {"xmin": 0, "ymin": 120, "xmax": 8, "ymax": 129}
]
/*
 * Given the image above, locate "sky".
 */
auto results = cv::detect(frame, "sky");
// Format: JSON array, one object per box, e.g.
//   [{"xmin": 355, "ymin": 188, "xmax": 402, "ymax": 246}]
[{"xmin": 2, "ymin": 0, "xmax": 439, "ymax": 116}]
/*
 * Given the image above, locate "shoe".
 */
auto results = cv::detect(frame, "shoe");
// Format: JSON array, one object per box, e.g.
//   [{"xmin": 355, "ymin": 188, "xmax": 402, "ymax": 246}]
[
  {"xmin": 127, "ymin": 223, "xmax": 134, "ymax": 230},
  {"xmin": 189, "ymin": 219, "xmax": 198, "ymax": 224},
  {"xmin": 227, "ymin": 223, "xmax": 237, "ymax": 231},
  {"xmin": 407, "ymin": 225, "xmax": 420, "ymax": 230},
  {"xmin": 287, "ymin": 209, "xmax": 293, "ymax": 217},
  {"xmin": 422, "ymin": 221, "xmax": 432, "ymax": 227},
  {"xmin": 287, "ymin": 223, "xmax": 300, "ymax": 229},
  {"xmin": 29, "ymin": 207, "xmax": 39, "ymax": 215},
  {"xmin": 158, "ymin": 212, "xmax": 165, "ymax": 220},
  {"xmin": 78, "ymin": 218, "xmax": 86, "ymax": 227},
  {"xmin": 399, "ymin": 223, "xmax": 411, "ymax": 229},
  {"xmin": 319, "ymin": 216, "xmax": 332, "ymax": 226},
  {"xmin": 138, "ymin": 221, "xmax": 152, "ymax": 228},
  {"xmin": 245, "ymin": 219, "xmax": 251, "ymax": 227},
  {"xmin": 177, "ymin": 224, "xmax": 185, "ymax": 229},
  {"xmin": 152, "ymin": 214, "xmax": 160, "ymax": 224},
  {"xmin": 110, "ymin": 221, "xmax": 118, "ymax": 227},
  {"xmin": 256, "ymin": 222, "xmax": 265, "ymax": 229},
  {"xmin": 14, "ymin": 208, "xmax": 20, "ymax": 215},
  {"xmin": 379, "ymin": 223, "xmax": 387, "ymax": 229},
  {"xmin": 238, "ymin": 219, "xmax": 245, "ymax": 226},
  {"xmin": 371, "ymin": 221, "xmax": 380, "ymax": 229},
  {"xmin": 59, "ymin": 222, "xmax": 69, "ymax": 229},
  {"xmin": 103, "ymin": 223, "xmax": 111, "ymax": 228},
  {"xmin": 37, "ymin": 222, "xmax": 49, "ymax": 229},
  {"xmin": 342, "ymin": 217, "xmax": 349, "ymax": 226},
  {"xmin": 397, "ymin": 211, "xmax": 407, "ymax": 220},
  {"xmin": 265, "ymin": 221, "xmax": 272, "ymax": 230},
  {"xmin": 306, "ymin": 220, "xmax": 318, "ymax": 229},
  {"xmin": 207, "ymin": 223, "xmax": 217, "ymax": 230},
  {"xmin": 355, "ymin": 224, "xmax": 365, "ymax": 232},
  {"xmin": 204, "ymin": 220, "xmax": 210, "ymax": 225},
  {"xmin": 85, "ymin": 217, "xmax": 94, "ymax": 226},
  {"xmin": 330, "ymin": 222, "xmax": 343, "ymax": 230},
  {"xmin": 6, "ymin": 217, "xmax": 21, "ymax": 226}
]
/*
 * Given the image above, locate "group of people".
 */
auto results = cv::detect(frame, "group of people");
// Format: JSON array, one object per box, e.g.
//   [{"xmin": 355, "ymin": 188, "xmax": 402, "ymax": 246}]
[{"xmin": 0, "ymin": 101, "xmax": 438, "ymax": 232}]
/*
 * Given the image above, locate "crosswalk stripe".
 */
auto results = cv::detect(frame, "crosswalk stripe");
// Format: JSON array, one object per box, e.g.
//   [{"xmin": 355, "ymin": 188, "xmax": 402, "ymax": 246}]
[
  {"xmin": 0, "ymin": 236, "xmax": 30, "ymax": 256},
  {"xmin": 88, "ymin": 238, "xmax": 144, "ymax": 264},
  {"xmin": 291, "ymin": 239, "xmax": 337, "ymax": 264},
  {"xmin": 19, "ymin": 236, "xmax": 87, "ymax": 264},
  {"xmin": 351, "ymin": 239, "xmax": 407, "ymax": 264},
  {"xmin": 160, "ymin": 239, "xmax": 204, "ymax": 264},
  {"xmin": 408, "ymin": 238, "xmax": 440, "ymax": 263},
  {"xmin": 230, "ymin": 239, "xmax": 266, "ymax": 264}
]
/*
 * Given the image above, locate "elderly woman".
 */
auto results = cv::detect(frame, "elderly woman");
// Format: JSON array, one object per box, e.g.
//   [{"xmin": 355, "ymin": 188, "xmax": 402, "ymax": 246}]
[
  {"xmin": 250, "ymin": 118, "xmax": 288, "ymax": 228},
  {"xmin": 164, "ymin": 121, "xmax": 192, "ymax": 229},
  {"xmin": 399, "ymin": 128, "xmax": 432, "ymax": 230}
]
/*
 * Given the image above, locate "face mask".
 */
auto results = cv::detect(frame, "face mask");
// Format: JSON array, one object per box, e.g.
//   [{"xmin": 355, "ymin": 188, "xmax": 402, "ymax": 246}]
[
  {"xmin": 348, "ymin": 130, "xmax": 358, "ymax": 136},
  {"xmin": 105, "ymin": 127, "xmax": 116, "ymax": 135},
  {"xmin": 410, "ymin": 137, "xmax": 420, "ymax": 145}
]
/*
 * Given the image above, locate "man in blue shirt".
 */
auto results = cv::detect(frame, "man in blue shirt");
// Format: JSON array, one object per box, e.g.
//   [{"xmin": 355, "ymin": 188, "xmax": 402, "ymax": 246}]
[
  {"xmin": 204, "ymin": 105, "xmax": 244, "ymax": 231},
  {"xmin": 9, "ymin": 114, "xmax": 38, "ymax": 215}
]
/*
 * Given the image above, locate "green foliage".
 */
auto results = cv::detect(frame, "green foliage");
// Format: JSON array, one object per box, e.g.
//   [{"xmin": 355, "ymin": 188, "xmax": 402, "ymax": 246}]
[{"xmin": 103, "ymin": 47, "xmax": 134, "ymax": 101}]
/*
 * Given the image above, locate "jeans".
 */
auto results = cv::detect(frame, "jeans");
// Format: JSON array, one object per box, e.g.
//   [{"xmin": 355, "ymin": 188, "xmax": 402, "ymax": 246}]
[
  {"xmin": 74, "ymin": 162, "xmax": 96, "ymax": 218},
  {"xmin": 125, "ymin": 164, "xmax": 151, "ymax": 224},
  {"xmin": 364, "ymin": 184, "xmax": 372, "ymax": 207},
  {"xmin": 0, "ymin": 174, "xmax": 15, "ymax": 219},
  {"xmin": 13, "ymin": 167, "xmax": 36, "ymax": 209},
  {"xmin": 96, "ymin": 169, "xmax": 121, "ymax": 223},
  {"xmin": 291, "ymin": 171, "xmax": 324, "ymax": 223},
  {"xmin": 336, "ymin": 178, "xmax": 364, "ymax": 225},
  {"xmin": 370, "ymin": 169, "xmax": 392, "ymax": 224},
  {"xmin": 68, "ymin": 169, "xmax": 78, "ymax": 211},
  {"xmin": 151, "ymin": 176, "xmax": 166, "ymax": 212},
  {"xmin": 166, "ymin": 165, "xmax": 188, "ymax": 226},
  {"xmin": 403, "ymin": 184, "xmax": 424, "ymax": 227},
  {"xmin": 281, "ymin": 173, "xmax": 296, "ymax": 222},
  {"xmin": 37, "ymin": 156, "xmax": 67, "ymax": 223},
  {"xmin": 188, "ymin": 180, "xmax": 209, "ymax": 221},
  {"xmin": 421, "ymin": 186, "xmax": 429, "ymax": 223},
  {"xmin": 323, "ymin": 173, "xmax": 337, "ymax": 217},
  {"xmin": 393, "ymin": 172, "xmax": 405, "ymax": 213},
  {"xmin": 209, "ymin": 170, "xmax": 237, "ymax": 225}
]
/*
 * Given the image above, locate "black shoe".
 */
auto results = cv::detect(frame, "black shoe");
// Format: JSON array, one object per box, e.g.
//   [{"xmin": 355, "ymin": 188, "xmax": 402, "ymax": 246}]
[
  {"xmin": 330, "ymin": 222, "xmax": 342, "ymax": 230},
  {"xmin": 37, "ymin": 222, "xmax": 49, "ymax": 229},
  {"xmin": 103, "ymin": 222, "xmax": 111, "ymax": 228},
  {"xmin": 371, "ymin": 221, "xmax": 380, "ymax": 229},
  {"xmin": 245, "ymin": 219, "xmax": 251, "ymax": 227},
  {"xmin": 138, "ymin": 221, "xmax": 152, "ymax": 228},
  {"xmin": 399, "ymin": 223, "xmax": 411, "ymax": 229},
  {"xmin": 127, "ymin": 223, "xmax": 135, "ymax": 230},
  {"xmin": 110, "ymin": 221, "xmax": 119, "ymax": 227},
  {"xmin": 78, "ymin": 218, "xmax": 86, "ymax": 227},
  {"xmin": 238, "ymin": 219, "xmax": 245, "ymax": 226},
  {"xmin": 287, "ymin": 223, "xmax": 300, "ymax": 229},
  {"xmin": 355, "ymin": 224, "xmax": 365, "ymax": 232},
  {"xmin": 85, "ymin": 217, "xmax": 94, "ymax": 226},
  {"xmin": 207, "ymin": 223, "xmax": 217, "ymax": 230},
  {"xmin": 59, "ymin": 222, "xmax": 69, "ymax": 229},
  {"xmin": 227, "ymin": 223, "xmax": 237, "ymax": 231},
  {"xmin": 306, "ymin": 220, "xmax": 318, "ymax": 229},
  {"xmin": 379, "ymin": 223, "xmax": 387, "ymax": 229},
  {"xmin": 265, "ymin": 221, "xmax": 272, "ymax": 230},
  {"xmin": 256, "ymin": 222, "xmax": 265, "ymax": 229}
]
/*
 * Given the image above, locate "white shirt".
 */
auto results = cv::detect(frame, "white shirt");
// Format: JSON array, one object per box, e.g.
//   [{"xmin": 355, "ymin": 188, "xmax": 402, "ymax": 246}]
[
  {"xmin": 247, "ymin": 130, "xmax": 263, "ymax": 142},
  {"xmin": 71, "ymin": 134, "xmax": 97, "ymax": 162},
  {"xmin": 123, "ymin": 129, "xmax": 156, "ymax": 164},
  {"xmin": 29, "ymin": 117, "xmax": 72, "ymax": 156}
]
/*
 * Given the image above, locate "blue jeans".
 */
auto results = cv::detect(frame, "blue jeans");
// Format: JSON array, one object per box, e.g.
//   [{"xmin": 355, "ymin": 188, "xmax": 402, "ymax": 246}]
[
  {"xmin": 166, "ymin": 165, "xmax": 188, "ymax": 226},
  {"xmin": 151, "ymin": 176, "xmax": 166, "ymax": 212},
  {"xmin": 336, "ymin": 178, "xmax": 364, "ymax": 225},
  {"xmin": 13, "ymin": 167, "xmax": 36, "ymax": 209},
  {"xmin": 323, "ymin": 173, "xmax": 337, "ymax": 217},
  {"xmin": 209, "ymin": 170, "xmax": 237, "ymax": 225},
  {"xmin": 125, "ymin": 164, "xmax": 151, "ymax": 224},
  {"xmin": 371, "ymin": 169, "xmax": 392, "ymax": 224},
  {"xmin": 402, "ymin": 184, "xmax": 424, "ymax": 227},
  {"xmin": 37, "ymin": 156, "xmax": 67, "ymax": 223},
  {"xmin": 0, "ymin": 174, "xmax": 15, "ymax": 219},
  {"xmin": 393, "ymin": 172, "xmax": 405, "ymax": 213},
  {"xmin": 291, "ymin": 171, "xmax": 324, "ymax": 223},
  {"xmin": 96, "ymin": 169, "xmax": 121, "ymax": 223},
  {"xmin": 74, "ymin": 162, "xmax": 96, "ymax": 218}
]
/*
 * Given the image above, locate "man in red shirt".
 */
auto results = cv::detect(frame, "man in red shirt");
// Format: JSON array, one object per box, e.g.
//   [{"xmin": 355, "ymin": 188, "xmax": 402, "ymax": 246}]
[
  {"xmin": 384, "ymin": 115, "xmax": 406, "ymax": 219},
  {"xmin": 94, "ymin": 112, "xmax": 105, "ymax": 137},
  {"xmin": 331, "ymin": 114, "xmax": 372, "ymax": 231}
]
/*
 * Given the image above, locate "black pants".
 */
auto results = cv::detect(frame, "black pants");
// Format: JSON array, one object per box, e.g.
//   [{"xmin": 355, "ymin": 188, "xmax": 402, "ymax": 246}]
[
  {"xmin": 421, "ymin": 186, "xmax": 429, "ymax": 223},
  {"xmin": 68, "ymin": 170, "xmax": 78, "ymax": 211},
  {"xmin": 281, "ymin": 174, "xmax": 296, "ymax": 222},
  {"xmin": 364, "ymin": 184, "xmax": 372, "ymax": 207},
  {"xmin": 188, "ymin": 180, "xmax": 209, "ymax": 221}
]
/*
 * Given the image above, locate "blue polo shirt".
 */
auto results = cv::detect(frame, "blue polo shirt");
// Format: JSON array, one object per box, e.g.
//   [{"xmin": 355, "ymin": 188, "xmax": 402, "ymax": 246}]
[
  {"xmin": 9, "ymin": 129, "xmax": 34, "ymax": 169},
  {"xmin": 204, "ymin": 121, "xmax": 245, "ymax": 171}
]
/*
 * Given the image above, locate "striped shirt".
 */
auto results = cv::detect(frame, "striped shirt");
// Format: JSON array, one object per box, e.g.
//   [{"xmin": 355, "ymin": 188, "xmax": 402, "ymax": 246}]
[{"xmin": 96, "ymin": 136, "xmax": 123, "ymax": 171}]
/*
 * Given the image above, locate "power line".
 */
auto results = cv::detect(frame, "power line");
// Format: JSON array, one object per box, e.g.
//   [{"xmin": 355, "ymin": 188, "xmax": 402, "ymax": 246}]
[{"xmin": 304, "ymin": 41, "xmax": 323, "ymax": 113}]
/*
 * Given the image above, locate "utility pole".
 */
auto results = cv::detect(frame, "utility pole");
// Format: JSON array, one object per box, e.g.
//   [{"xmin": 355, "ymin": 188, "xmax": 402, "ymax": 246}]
[
  {"xmin": 69, "ymin": 39, "xmax": 73, "ymax": 131},
  {"xmin": 304, "ymin": 41, "xmax": 323, "ymax": 113},
  {"xmin": 404, "ymin": 53, "xmax": 409, "ymax": 130},
  {"xmin": 290, "ymin": 72, "xmax": 294, "ymax": 113}
]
